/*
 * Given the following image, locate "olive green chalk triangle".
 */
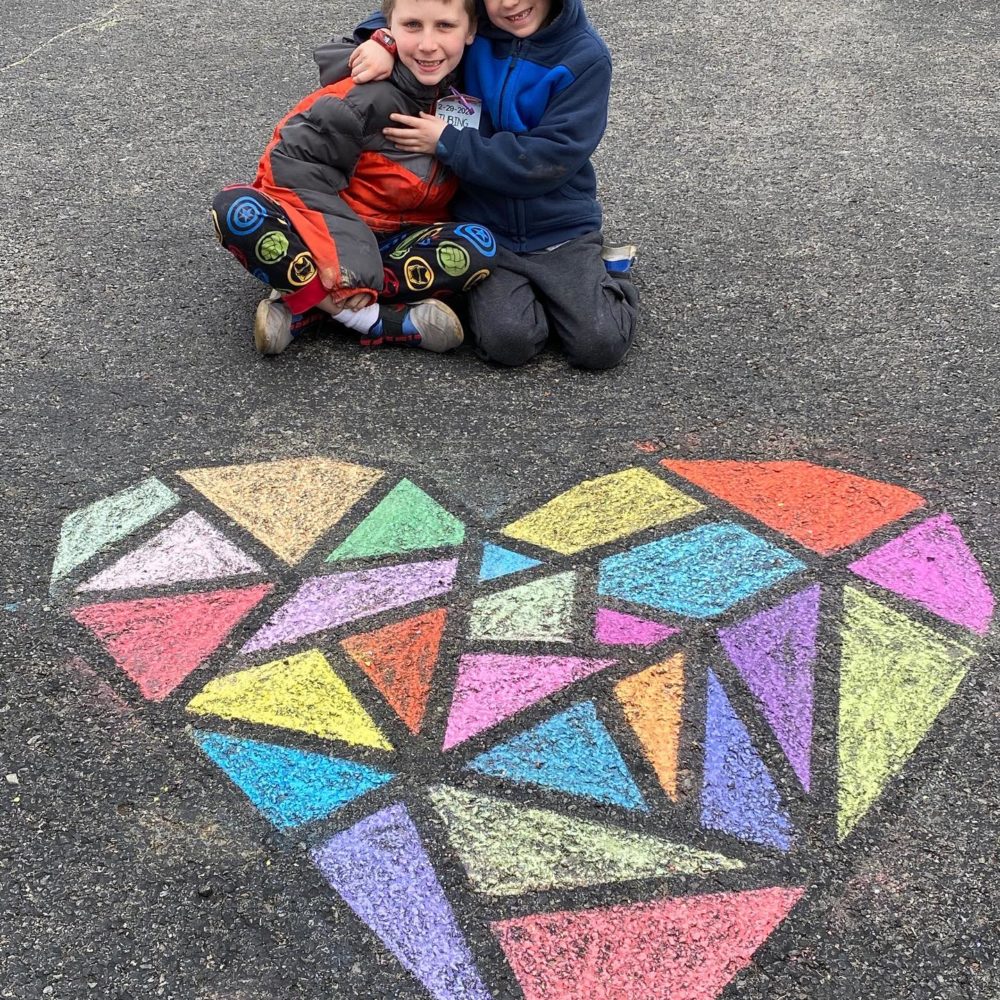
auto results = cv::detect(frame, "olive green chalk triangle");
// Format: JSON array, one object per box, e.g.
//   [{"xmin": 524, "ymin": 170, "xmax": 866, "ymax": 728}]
[
  {"xmin": 327, "ymin": 480, "xmax": 465, "ymax": 561},
  {"xmin": 469, "ymin": 571, "xmax": 577, "ymax": 643},
  {"xmin": 427, "ymin": 786, "xmax": 743, "ymax": 895}
]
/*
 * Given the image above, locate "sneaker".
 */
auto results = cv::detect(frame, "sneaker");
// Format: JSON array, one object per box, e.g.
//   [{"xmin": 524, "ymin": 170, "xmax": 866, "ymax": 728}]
[
  {"xmin": 377, "ymin": 299, "xmax": 464, "ymax": 353},
  {"xmin": 602, "ymin": 243, "xmax": 639, "ymax": 274},
  {"xmin": 253, "ymin": 291, "xmax": 325, "ymax": 355}
]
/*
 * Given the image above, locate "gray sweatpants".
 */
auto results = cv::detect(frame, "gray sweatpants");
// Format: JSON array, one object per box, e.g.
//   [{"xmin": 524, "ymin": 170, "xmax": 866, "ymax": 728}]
[{"xmin": 467, "ymin": 231, "xmax": 639, "ymax": 370}]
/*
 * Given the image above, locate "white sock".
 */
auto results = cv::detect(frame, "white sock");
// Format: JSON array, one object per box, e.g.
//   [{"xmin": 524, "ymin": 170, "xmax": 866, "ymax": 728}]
[{"xmin": 332, "ymin": 303, "xmax": 380, "ymax": 334}]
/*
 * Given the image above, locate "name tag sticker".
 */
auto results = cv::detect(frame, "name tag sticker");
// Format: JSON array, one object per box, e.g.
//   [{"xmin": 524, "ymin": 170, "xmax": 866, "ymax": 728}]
[{"xmin": 434, "ymin": 94, "xmax": 482, "ymax": 131}]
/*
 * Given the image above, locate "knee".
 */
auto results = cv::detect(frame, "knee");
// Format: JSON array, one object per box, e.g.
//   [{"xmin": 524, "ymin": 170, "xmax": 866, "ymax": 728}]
[
  {"xmin": 566, "ymin": 326, "xmax": 634, "ymax": 370},
  {"xmin": 473, "ymin": 320, "xmax": 545, "ymax": 367}
]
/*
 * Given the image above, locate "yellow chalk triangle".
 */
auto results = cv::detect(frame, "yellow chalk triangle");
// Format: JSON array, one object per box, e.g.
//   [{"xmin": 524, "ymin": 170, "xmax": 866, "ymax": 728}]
[
  {"xmin": 179, "ymin": 458, "xmax": 384, "ymax": 564},
  {"xmin": 186, "ymin": 649, "xmax": 393, "ymax": 751}
]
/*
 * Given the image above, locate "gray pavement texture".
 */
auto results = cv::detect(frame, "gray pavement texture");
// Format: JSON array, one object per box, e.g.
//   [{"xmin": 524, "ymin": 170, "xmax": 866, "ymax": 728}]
[{"xmin": 0, "ymin": 0, "xmax": 998, "ymax": 997}]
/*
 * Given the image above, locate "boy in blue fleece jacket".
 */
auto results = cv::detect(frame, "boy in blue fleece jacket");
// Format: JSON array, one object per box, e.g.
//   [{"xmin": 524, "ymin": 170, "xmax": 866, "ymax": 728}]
[{"xmin": 349, "ymin": 0, "xmax": 638, "ymax": 369}]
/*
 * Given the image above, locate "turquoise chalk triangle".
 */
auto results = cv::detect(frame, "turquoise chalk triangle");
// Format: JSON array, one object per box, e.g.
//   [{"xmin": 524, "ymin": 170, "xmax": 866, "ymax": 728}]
[
  {"xmin": 479, "ymin": 543, "xmax": 542, "ymax": 581},
  {"xmin": 193, "ymin": 731, "xmax": 395, "ymax": 829},
  {"xmin": 327, "ymin": 479, "xmax": 465, "ymax": 561},
  {"xmin": 467, "ymin": 702, "xmax": 648, "ymax": 812}
]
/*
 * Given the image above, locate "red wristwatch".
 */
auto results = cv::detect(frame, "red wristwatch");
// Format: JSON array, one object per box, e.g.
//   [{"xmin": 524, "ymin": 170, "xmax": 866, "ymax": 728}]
[{"xmin": 371, "ymin": 28, "xmax": 397, "ymax": 57}]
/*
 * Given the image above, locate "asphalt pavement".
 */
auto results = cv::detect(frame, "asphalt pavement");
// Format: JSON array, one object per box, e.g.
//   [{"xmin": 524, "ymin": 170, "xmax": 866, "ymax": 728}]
[{"xmin": 1, "ymin": 0, "xmax": 998, "ymax": 997}]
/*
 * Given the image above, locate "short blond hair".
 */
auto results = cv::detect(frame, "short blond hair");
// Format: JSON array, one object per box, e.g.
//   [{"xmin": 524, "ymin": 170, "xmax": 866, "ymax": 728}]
[{"xmin": 382, "ymin": 0, "xmax": 476, "ymax": 22}]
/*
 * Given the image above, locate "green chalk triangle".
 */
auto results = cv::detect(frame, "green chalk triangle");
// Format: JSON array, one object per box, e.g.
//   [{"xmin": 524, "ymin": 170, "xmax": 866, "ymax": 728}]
[
  {"xmin": 837, "ymin": 587, "xmax": 974, "ymax": 840},
  {"xmin": 427, "ymin": 786, "xmax": 743, "ymax": 896},
  {"xmin": 326, "ymin": 480, "xmax": 465, "ymax": 561},
  {"xmin": 469, "ymin": 571, "xmax": 577, "ymax": 643}
]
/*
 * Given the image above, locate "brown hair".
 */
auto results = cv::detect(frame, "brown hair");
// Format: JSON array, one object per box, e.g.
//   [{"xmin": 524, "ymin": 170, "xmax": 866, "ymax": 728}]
[{"xmin": 382, "ymin": 0, "xmax": 476, "ymax": 22}]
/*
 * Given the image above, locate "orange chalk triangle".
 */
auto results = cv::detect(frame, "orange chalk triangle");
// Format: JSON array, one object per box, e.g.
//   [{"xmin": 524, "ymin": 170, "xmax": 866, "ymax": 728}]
[
  {"xmin": 614, "ymin": 654, "xmax": 684, "ymax": 800},
  {"xmin": 493, "ymin": 886, "xmax": 805, "ymax": 1000},
  {"xmin": 72, "ymin": 584, "xmax": 273, "ymax": 701},
  {"xmin": 662, "ymin": 460, "xmax": 924, "ymax": 555},
  {"xmin": 340, "ymin": 609, "xmax": 447, "ymax": 733}
]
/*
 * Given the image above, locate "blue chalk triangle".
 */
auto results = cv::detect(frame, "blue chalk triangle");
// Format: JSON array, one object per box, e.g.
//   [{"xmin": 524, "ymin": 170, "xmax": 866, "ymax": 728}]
[
  {"xmin": 478, "ymin": 543, "xmax": 542, "ymax": 582},
  {"xmin": 193, "ymin": 731, "xmax": 395, "ymax": 829},
  {"xmin": 467, "ymin": 702, "xmax": 648, "ymax": 811},
  {"xmin": 700, "ymin": 670, "xmax": 794, "ymax": 851}
]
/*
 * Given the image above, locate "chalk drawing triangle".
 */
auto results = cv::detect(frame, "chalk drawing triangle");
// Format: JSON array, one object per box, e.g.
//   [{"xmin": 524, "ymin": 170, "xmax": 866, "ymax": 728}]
[
  {"xmin": 179, "ymin": 457, "xmax": 384, "ymax": 564},
  {"xmin": 701, "ymin": 669, "xmax": 794, "ymax": 851},
  {"xmin": 718, "ymin": 586, "xmax": 820, "ymax": 791},
  {"xmin": 849, "ymin": 513, "xmax": 995, "ymax": 634},
  {"xmin": 427, "ymin": 785, "xmax": 741, "ymax": 896},
  {"xmin": 77, "ymin": 512, "xmax": 262, "ymax": 592},
  {"xmin": 327, "ymin": 479, "xmax": 465, "ymax": 561},
  {"xmin": 186, "ymin": 649, "xmax": 393, "ymax": 750},
  {"xmin": 614, "ymin": 654, "xmax": 685, "ymax": 800},
  {"xmin": 595, "ymin": 607, "xmax": 679, "ymax": 646},
  {"xmin": 468, "ymin": 571, "xmax": 576, "ymax": 643},
  {"xmin": 443, "ymin": 654, "xmax": 616, "ymax": 749},
  {"xmin": 71, "ymin": 584, "xmax": 272, "ymax": 701},
  {"xmin": 193, "ymin": 731, "xmax": 394, "ymax": 829},
  {"xmin": 311, "ymin": 804, "xmax": 493, "ymax": 1000},
  {"xmin": 340, "ymin": 609, "xmax": 447, "ymax": 733},
  {"xmin": 837, "ymin": 587, "xmax": 974, "ymax": 839},
  {"xmin": 662, "ymin": 459, "xmax": 925, "ymax": 554},
  {"xmin": 478, "ymin": 543, "xmax": 541, "ymax": 581},
  {"xmin": 502, "ymin": 467, "xmax": 703, "ymax": 554},
  {"xmin": 242, "ymin": 559, "xmax": 458, "ymax": 654},
  {"xmin": 467, "ymin": 702, "xmax": 648, "ymax": 812},
  {"xmin": 493, "ymin": 886, "xmax": 804, "ymax": 1000},
  {"xmin": 52, "ymin": 477, "xmax": 179, "ymax": 585}
]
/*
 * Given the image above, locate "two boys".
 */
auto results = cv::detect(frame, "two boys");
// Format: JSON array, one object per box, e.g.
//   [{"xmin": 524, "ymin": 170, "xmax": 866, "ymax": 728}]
[{"xmin": 212, "ymin": 0, "xmax": 494, "ymax": 354}]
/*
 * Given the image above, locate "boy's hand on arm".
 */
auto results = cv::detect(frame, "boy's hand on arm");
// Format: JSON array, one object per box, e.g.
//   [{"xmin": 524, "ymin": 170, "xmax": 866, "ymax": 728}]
[
  {"xmin": 384, "ymin": 113, "xmax": 447, "ymax": 155},
  {"xmin": 349, "ymin": 40, "xmax": 395, "ymax": 83}
]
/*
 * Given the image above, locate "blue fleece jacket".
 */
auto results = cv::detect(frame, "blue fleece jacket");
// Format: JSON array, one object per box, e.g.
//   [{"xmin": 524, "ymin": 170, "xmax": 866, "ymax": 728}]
[{"xmin": 356, "ymin": 0, "xmax": 612, "ymax": 252}]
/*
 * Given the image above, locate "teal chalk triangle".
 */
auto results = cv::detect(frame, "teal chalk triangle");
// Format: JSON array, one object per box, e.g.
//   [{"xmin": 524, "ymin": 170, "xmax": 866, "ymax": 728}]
[
  {"xmin": 467, "ymin": 702, "xmax": 648, "ymax": 812},
  {"xmin": 193, "ymin": 731, "xmax": 395, "ymax": 829},
  {"xmin": 327, "ymin": 479, "xmax": 465, "ymax": 561},
  {"xmin": 479, "ymin": 543, "xmax": 542, "ymax": 581}
]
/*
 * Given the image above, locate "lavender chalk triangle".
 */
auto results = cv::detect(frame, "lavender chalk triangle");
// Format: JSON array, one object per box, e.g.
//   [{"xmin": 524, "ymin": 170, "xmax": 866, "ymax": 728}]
[
  {"xmin": 77, "ymin": 512, "xmax": 262, "ymax": 593},
  {"xmin": 594, "ymin": 608, "xmax": 679, "ymax": 646},
  {"xmin": 701, "ymin": 669, "xmax": 794, "ymax": 851},
  {"xmin": 311, "ymin": 803, "xmax": 493, "ymax": 1000},
  {"xmin": 242, "ymin": 559, "xmax": 458, "ymax": 653},
  {"xmin": 849, "ymin": 513, "xmax": 995, "ymax": 635},
  {"xmin": 717, "ymin": 586, "xmax": 819, "ymax": 791}
]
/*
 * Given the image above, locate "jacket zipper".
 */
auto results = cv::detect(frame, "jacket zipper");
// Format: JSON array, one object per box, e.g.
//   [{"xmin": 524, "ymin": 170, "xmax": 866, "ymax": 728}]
[{"xmin": 497, "ymin": 40, "xmax": 522, "ymax": 131}]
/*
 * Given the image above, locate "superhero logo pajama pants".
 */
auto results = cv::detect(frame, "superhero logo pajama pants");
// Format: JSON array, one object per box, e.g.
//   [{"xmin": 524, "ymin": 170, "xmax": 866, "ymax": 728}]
[{"xmin": 211, "ymin": 185, "xmax": 497, "ymax": 314}]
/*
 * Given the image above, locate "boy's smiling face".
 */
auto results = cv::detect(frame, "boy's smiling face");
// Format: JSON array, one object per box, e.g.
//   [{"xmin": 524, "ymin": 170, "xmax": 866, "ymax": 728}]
[
  {"xmin": 482, "ymin": 0, "xmax": 553, "ymax": 37},
  {"xmin": 389, "ymin": 0, "xmax": 476, "ymax": 86}
]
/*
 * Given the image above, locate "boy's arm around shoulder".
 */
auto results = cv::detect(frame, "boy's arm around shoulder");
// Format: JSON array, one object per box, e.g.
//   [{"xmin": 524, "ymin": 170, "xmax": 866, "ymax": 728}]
[
  {"xmin": 314, "ymin": 38, "xmax": 360, "ymax": 87},
  {"xmin": 437, "ymin": 56, "xmax": 612, "ymax": 198}
]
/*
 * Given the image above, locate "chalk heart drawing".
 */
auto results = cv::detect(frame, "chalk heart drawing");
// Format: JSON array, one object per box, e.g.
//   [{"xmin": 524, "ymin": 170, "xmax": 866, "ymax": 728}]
[{"xmin": 52, "ymin": 457, "xmax": 994, "ymax": 999}]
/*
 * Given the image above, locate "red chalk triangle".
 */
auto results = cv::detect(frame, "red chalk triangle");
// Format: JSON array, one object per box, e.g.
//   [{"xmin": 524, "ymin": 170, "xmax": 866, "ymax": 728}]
[
  {"xmin": 662, "ymin": 460, "xmax": 924, "ymax": 555},
  {"xmin": 493, "ymin": 886, "xmax": 804, "ymax": 1000},
  {"xmin": 340, "ymin": 609, "xmax": 446, "ymax": 733},
  {"xmin": 72, "ymin": 584, "xmax": 272, "ymax": 701}
]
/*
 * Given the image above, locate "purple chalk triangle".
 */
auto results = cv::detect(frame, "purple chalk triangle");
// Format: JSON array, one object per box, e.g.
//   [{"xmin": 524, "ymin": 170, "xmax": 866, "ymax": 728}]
[
  {"xmin": 242, "ymin": 559, "xmax": 458, "ymax": 653},
  {"xmin": 443, "ymin": 654, "xmax": 617, "ymax": 750},
  {"xmin": 849, "ymin": 513, "xmax": 994, "ymax": 635},
  {"xmin": 717, "ymin": 586, "xmax": 819, "ymax": 791},
  {"xmin": 77, "ymin": 512, "xmax": 262, "ymax": 593},
  {"xmin": 594, "ymin": 608, "xmax": 679, "ymax": 646},
  {"xmin": 311, "ymin": 803, "xmax": 493, "ymax": 1000}
]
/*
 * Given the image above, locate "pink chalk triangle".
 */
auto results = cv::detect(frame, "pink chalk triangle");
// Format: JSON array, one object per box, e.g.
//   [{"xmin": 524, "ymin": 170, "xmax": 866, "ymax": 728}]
[
  {"xmin": 77, "ymin": 512, "xmax": 262, "ymax": 593},
  {"xmin": 443, "ymin": 654, "xmax": 617, "ymax": 749},
  {"xmin": 72, "ymin": 584, "xmax": 273, "ymax": 700},
  {"xmin": 594, "ymin": 608, "xmax": 679, "ymax": 646},
  {"xmin": 849, "ymin": 514, "xmax": 994, "ymax": 634}
]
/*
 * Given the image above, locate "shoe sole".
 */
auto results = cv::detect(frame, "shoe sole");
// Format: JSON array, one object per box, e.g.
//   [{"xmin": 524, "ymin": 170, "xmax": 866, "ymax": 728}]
[
  {"xmin": 253, "ymin": 299, "xmax": 292, "ymax": 355},
  {"xmin": 409, "ymin": 300, "xmax": 464, "ymax": 353}
]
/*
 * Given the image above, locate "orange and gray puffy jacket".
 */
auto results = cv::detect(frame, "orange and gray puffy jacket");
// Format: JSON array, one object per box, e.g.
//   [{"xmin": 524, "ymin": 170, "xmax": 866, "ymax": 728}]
[{"xmin": 251, "ymin": 42, "xmax": 458, "ymax": 300}]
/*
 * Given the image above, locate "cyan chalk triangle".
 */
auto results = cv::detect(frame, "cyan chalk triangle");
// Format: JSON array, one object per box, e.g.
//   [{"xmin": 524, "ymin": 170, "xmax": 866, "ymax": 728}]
[
  {"xmin": 701, "ymin": 670, "xmax": 794, "ymax": 851},
  {"xmin": 479, "ymin": 543, "xmax": 542, "ymax": 582},
  {"xmin": 467, "ymin": 702, "xmax": 648, "ymax": 812},
  {"xmin": 193, "ymin": 731, "xmax": 394, "ymax": 829}
]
